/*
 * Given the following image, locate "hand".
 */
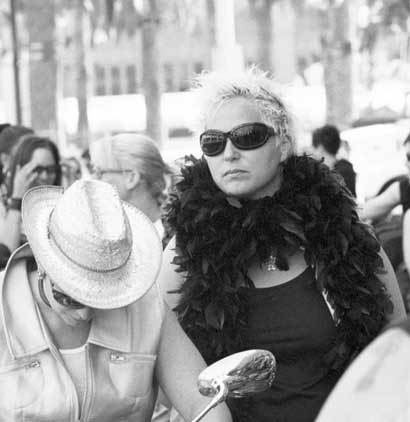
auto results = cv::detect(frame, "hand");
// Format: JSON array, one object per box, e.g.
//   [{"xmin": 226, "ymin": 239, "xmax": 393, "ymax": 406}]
[{"xmin": 12, "ymin": 161, "xmax": 38, "ymax": 198}]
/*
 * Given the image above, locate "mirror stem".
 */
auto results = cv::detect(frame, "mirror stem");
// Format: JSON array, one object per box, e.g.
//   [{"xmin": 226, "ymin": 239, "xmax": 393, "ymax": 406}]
[{"xmin": 192, "ymin": 380, "xmax": 229, "ymax": 422}]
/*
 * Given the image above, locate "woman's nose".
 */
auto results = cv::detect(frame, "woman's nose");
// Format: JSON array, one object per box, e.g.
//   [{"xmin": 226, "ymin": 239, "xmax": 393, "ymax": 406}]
[
  {"xmin": 37, "ymin": 171, "xmax": 51, "ymax": 183},
  {"xmin": 223, "ymin": 139, "xmax": 240, "ymax": 161}
]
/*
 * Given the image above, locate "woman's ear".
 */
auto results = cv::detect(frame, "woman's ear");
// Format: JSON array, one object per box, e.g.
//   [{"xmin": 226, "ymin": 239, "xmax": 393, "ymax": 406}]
[{"xmin": 125, "ymin": 170, "xmax": 141, "ymax": 190}]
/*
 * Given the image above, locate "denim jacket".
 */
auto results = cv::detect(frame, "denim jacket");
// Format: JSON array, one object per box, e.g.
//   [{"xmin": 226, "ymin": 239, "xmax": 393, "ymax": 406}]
[{"xmin": 0, "ymin": 244, "xmax": 165, "ymax": 422}]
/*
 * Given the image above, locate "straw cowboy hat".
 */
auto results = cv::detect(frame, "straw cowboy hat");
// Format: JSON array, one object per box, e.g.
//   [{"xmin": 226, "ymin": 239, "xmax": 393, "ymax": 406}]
[{"xmin": 22, "ymin": 179, "xmax": 162, "ymax": 309}]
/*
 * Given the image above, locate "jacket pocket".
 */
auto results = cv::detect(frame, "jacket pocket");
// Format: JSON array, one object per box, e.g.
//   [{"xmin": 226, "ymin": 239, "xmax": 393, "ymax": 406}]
[
  {"xmin": 0, "ymin": 359, "xmax": 44, "ymax": 409},
  {"xmin": 108, "ymin": 352, "xmax": 156, "ymax": 400}
]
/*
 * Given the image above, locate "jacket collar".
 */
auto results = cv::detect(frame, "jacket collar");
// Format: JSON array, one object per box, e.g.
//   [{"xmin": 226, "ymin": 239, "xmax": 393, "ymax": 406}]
[{"xmin": 1, "ymin": 244, "xmax": 132, "ymax": 359}]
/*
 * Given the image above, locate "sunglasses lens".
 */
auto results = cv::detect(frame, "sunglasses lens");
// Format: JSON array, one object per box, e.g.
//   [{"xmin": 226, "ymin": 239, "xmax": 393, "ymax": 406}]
[
  {"xmin": 200, "ymin": 132, "xmax": 226, "ymax": 156},
  {"xmin": 33, "ymin": 166, "xmax": 58, "ymax": 176},
  {"xmin": 200, "ymin": 124, "xmax": 274, "ymax": 156},
  {"xmin": 232, "ymin": 124, "xmax": 270, "ymax": 149},
  {"xmin": 52, "ymin": 286, "xmax": 85, "ymax": 309}
]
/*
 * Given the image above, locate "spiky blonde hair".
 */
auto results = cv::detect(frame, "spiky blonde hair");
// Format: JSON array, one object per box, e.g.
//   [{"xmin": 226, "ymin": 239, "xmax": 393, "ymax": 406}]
[{"xmin": 192, "ymin": 66, "xmax": 297, "ymax": 153}]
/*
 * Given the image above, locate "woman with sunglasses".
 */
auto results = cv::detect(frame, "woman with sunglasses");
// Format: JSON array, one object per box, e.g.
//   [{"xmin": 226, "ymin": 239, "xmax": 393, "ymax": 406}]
[
  {"xmin": 158, "ymin": 67, "xmax": 405, "ymax": 422},
  {"xmin": 0, "ymin": 134, "xmax": 61, "ymax": 268},
  {"xmin": 0, "ymin": 179, "xmax": 231, "ymax": 422}
]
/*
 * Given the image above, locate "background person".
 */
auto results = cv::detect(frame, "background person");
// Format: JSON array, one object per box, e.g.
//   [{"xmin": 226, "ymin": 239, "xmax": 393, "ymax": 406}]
[
  {"xmin": 0, "ymin": 135, "xmax": 61, "ymax": 267},
  {"xmin": 0, "ymin": 125, "xmax": 34, "ymax": 183},
  {"xmin": 0, "ymin": 125, "xmax": 34, "ymax": 206},
  {"xmin": 359, "ymin": 132, "xmax": 410, "ymax": 223},
  {"xmin": 359, "ymin": 132, "xmax": 410, "ymax": 311},
  {"xmin": 80, "ymin": 147, "xmax": 93, "ymax": 177},
  {"xmin": 0, "ymin": 179, "xmax": 232, "ymax": 422},
  {"xmin": 90, "ymin": 133, "xmax": 173, "ymax": 246},
  {"xmin": 60, "ymin": 156, "xmax": 82, "ymax": 188},
  {"xmin": 311, "ymin": 124, "xmax": 356, "ymax": 197},
  {"xmin": 158, "ymin": 68, "xmax": 405, "ymax": 422}
]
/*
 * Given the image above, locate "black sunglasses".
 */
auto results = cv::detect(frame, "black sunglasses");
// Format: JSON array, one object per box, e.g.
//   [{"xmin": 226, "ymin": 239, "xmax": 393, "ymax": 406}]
[
  {"xmin": 33, "ymin": 165, "xmax": 59, "ymax": 176},
  {"xmin": 199, "ymin": 122, "xmax": 276, "ymax": 157},
  {"xmin": 51, "ymin": 282, "xmax": 85, "ymax": 309},
  {"xmin": 38, "ymin": 272, "xmax": 85, "ymax": 309}
]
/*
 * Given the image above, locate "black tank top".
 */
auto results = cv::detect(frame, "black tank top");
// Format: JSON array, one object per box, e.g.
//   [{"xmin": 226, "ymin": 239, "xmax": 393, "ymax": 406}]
[{"xmin": 228, "ymin": 267, "xmax": 340, "ymax": 422}]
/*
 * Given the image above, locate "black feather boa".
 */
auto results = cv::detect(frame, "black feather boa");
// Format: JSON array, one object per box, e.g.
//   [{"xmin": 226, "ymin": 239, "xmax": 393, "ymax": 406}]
[{"xmin": 165, "ymin": 154, "xmax": 393, "ymax": 370}]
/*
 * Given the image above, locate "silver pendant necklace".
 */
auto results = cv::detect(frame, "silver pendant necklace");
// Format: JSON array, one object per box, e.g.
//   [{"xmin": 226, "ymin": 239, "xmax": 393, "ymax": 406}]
[{"xmin": 263, "ymin": 253, "xmax": 278, "ymax": 271}]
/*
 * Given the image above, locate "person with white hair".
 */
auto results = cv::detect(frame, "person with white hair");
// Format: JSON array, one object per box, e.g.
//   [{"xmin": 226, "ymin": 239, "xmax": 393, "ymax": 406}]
[
  {"xmin": 90, "ymin": 133, "xmax": 172, "ymax": 246},
  {"xmin": 158, "ymin": 67, "xmax": 405, "ymax": 422},
  {"xmin": 0, "ymin": 179, "xmax": 231, "ymax": 422}
]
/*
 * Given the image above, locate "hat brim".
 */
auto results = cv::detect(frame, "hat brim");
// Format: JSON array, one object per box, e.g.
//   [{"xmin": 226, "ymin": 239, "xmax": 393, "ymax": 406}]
[{"xmin": 22, "ymin": 185, "xmax": 162, "ymax": 309}]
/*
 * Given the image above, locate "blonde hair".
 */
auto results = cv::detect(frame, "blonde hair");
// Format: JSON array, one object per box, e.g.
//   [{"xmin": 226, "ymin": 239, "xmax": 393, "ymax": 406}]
[
  {"xmin": 192, "ymin": 66, "xmax": 296, "ymax": 153},
  {"xmin": 90, "ymin": 133, "xmax": 172, "ymax": 206}
]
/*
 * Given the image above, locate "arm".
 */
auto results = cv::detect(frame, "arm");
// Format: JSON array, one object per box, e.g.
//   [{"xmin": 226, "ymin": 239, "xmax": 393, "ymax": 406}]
[
  {"xmin": 157, "ymin": 236, "xmax": 185, "ymax": 310},
  {"xmin": 156, "ymin": 305, "xmax": 232, "ymax": 422},
  {"xmin": 377, "ymin": 247, "xmax": 406, "ymax": 323},
  {"xmin": 359, "ymin": 182, "xmax": 400, "ymax": 222}
]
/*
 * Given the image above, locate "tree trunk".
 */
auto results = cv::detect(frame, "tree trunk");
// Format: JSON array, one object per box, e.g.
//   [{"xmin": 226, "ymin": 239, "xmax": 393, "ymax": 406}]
[
  {"xmin": 249, "ymin": 0, "xmax": 274, "ymax": 72},
  {"xmin": 10, "ymin": 0, "xmax": 22, "ymax": 124},
  {"xmin": 73, "ymin": 0, "xmax": 89, "ymax": 150},
  {"xmin": 24, "ymin": 0, "xmax": 58, "ymax": 138},
  {"xmin": 322, "ymin": 0, "xmax": 353, "ymax": 129},
  {"xmin": 206, "ymin": 0, "xmax": 216, "ymax": 46},
  {"xmin": 272, "ymin": 0, "xmax": 297, "ymax": 83},
  {"xmin": 142, "ymin": 0, "xmax": 162, "ymax": 146}
]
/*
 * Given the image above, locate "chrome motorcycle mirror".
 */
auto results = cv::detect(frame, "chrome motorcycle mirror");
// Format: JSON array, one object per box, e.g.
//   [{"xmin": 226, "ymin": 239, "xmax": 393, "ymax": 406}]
[{"xmin": 192, "ymin": 349, "xmax": 276, "ymax": 422}]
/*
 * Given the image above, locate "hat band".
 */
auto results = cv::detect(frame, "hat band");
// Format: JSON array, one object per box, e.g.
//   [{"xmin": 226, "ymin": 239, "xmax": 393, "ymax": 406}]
[{"xmin": 47, "ymin": 211, "xmax": 132, "ymax": 274}]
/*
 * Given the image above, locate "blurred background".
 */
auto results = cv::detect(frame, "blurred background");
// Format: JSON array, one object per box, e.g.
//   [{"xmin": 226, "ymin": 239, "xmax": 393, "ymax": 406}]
[{"xmin": 1, "ymin": 0, "xmax": 410, "ymax": 201}]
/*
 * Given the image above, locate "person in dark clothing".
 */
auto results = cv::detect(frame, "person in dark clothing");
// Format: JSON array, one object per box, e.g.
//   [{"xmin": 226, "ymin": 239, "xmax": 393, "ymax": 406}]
[
  {"xmin": 334, "ymin": 159, "xmax": 356, "ymax": 196},
  {"xmin": 158, "ymin": 68, "xmax": 405, "ymax": 422},
  {"xmin": 312, "ymin": 124, "xmax": 356, "ymax": 197}
]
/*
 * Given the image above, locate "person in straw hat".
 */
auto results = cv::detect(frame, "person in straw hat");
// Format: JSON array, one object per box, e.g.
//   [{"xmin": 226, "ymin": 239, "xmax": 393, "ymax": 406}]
[{"xmin": 0, "ymin": 179, "xmax": 232, "ymax": 422}]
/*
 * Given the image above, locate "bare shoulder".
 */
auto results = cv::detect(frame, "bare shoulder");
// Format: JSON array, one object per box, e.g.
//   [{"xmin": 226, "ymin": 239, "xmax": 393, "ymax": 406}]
[{"xmin": 374, "ymin": 181, "xmax": 401, "ymax": 206}]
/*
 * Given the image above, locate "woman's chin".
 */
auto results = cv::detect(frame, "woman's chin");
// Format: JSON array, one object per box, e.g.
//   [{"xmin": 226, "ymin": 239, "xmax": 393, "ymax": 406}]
[{"xmin": 220, "ymin": 182, "xmax": 253, "ymax": 198}]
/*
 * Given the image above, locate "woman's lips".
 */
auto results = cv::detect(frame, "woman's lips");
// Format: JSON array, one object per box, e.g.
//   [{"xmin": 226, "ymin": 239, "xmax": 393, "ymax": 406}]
[{"xmin": 223, "ymin": 169, "xmax": 247, "ymax": 176}]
